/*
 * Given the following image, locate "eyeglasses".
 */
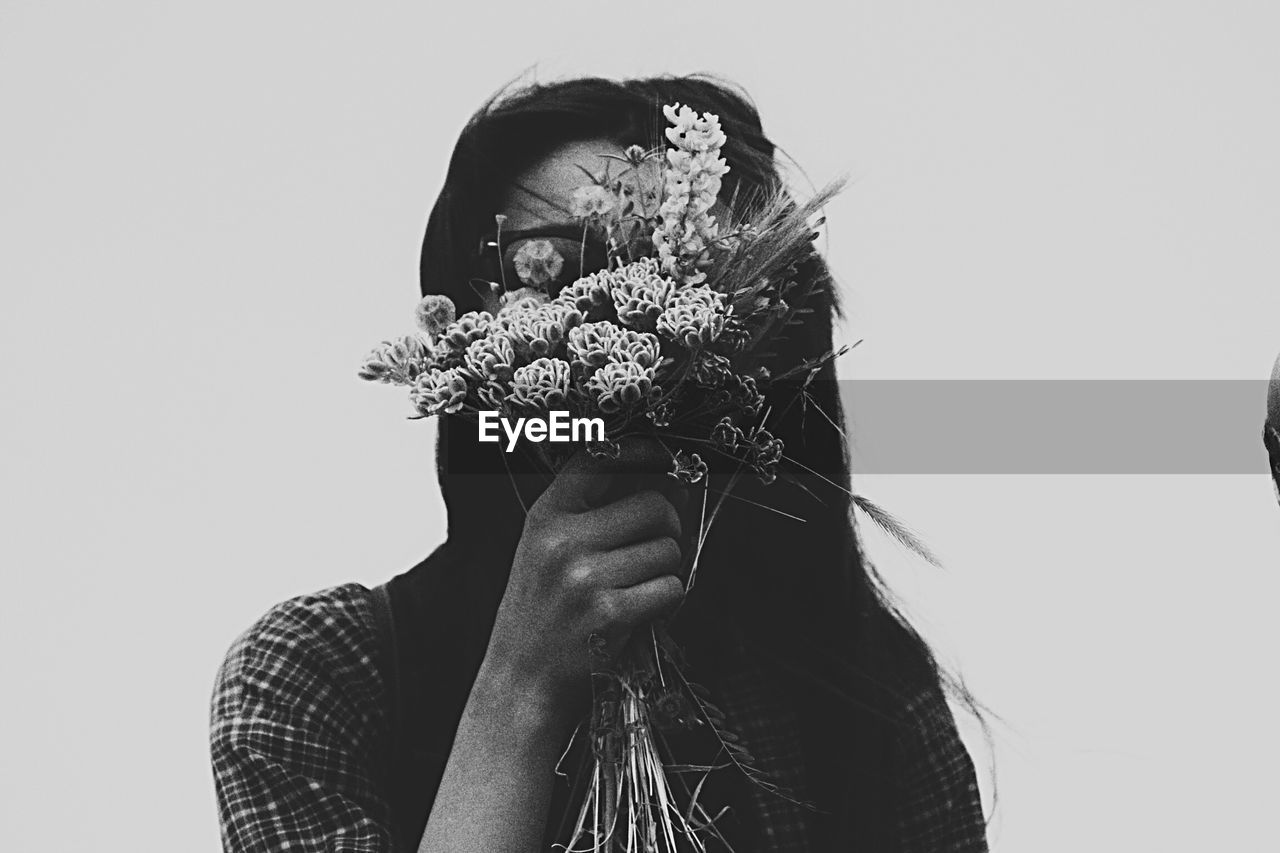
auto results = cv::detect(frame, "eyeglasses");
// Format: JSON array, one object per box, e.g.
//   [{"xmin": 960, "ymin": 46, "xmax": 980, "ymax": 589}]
[{"xmin": 476, "ymin": 225, "xmax": 612, "ymax": 298}]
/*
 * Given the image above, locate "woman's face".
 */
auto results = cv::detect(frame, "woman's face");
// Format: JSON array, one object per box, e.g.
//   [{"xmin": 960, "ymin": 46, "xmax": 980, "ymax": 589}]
[
  {"xmin": 498, "ymin": 137, "xmax": 634, "ymax": 231},
  {"xmin": 490, "ymin": 137, "xmax": 730, "ymax": 300},
  {"xmin": 486, "ymin": 138, "xmax": 656, "ymax": 301},
  {"xmin": 494, "ymin": 138, "xmax": 708, "ymax": 538},
  {"xmin": 497, "ymin": 136, "xmax": 735, "ymax": 228}
]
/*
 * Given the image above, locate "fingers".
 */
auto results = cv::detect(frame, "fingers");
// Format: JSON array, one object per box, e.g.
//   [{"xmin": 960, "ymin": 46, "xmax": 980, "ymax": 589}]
[
  {"xmin": 592, "ymin": 536, "xmax": 683, "ymax": 587},
  {"xmin": 586, "ymin": 490, "xmax": 682, "ymax": 548},
  {"xmin": 602, "ymin": 574, "xmax": 685, "ymax": 628},
  {"xmin": 540, "ymin": 438, "xmax": 673, "ymax": 512}
]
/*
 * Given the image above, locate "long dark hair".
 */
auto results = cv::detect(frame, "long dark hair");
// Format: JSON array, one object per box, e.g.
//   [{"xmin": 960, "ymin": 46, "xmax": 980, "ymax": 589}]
[{"xmin": 417, "ymin": 74, "xmax": 987, "ymax": 849}]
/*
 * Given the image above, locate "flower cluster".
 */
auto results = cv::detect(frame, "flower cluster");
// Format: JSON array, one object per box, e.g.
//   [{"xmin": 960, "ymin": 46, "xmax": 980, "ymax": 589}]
[
  {"xmin": 462, "ymin": 334, "xmax": 515, "ymax": 383},
  {"xmin": 358, "ymin": 335, "xmax": 433, "ymax": 386},
  {"xmin": 744, "ymin": 427, "xmax": 785, "ymax": 484},
  {"xmin": 504, "ymin": 301, "xmax": 582, "ymax": 359},
  {"xmin": 360, "ymin": 97, "xmax": 847, "ymax": 853},
  {"xmin": 657, "ymin": 285, "xmax": 728, "ymax": 348},
  {"xmin": 652, "ymin": 103, "xmax": 730, "ymax": 285},
  {"xmin": 512, "ymin": 240, "xmax": 564, "ymax": 287},
  {"xmin": 567, "ymin": 323, "xmax": 661, "ymax": 371},
  {"xmin": 410, "ymin": 368, "xmax": 467, "ymax": 415},
  {"xmin": 588, "ymin": 360, "xmax": 656, "ymax": 414},
  {"xmin": 610, "ymin": 258, "xmax": 676, "ymax": 331},
  {"xmin": 509, "ymin": 357, "xmax": 573, "ymax": 411},
  {"xmin": 414, "ymin": 294, "xmax": 456, "ymax": 340},
  {"xmin": 669, "ymin": 450, "xmax": 708, "ymax": 484},
  {"xmin": 569, "ymin": 184, "xmax": 617, "ymax": 223},
  {"xmin": 363, "ymin": 259, "xmax": 676, "ymax": 424},
  {"xmin": 360, "ymin": 101, "xmax": 804, "ymax": 486},
  {"xmin": 557, "ymin": 271, "xmax": 614, "ymax": 321},
  {"xmin": 434, "ymin": 311, "xmax": 494, "ymax": 368}
]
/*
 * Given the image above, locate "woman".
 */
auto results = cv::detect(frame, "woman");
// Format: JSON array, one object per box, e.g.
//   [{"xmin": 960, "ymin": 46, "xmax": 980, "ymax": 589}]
[{"xmin": 210, "ymin": 75, "xmax": 989, "ymax": 852}]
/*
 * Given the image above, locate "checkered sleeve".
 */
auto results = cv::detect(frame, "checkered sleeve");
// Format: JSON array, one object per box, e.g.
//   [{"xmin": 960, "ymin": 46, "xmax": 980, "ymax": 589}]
[
  {"xmin": 210, "ymin": 584, "xmax": 394, "ymax": 852},
  {"xmin": 894, "ymin": 686, "xmax": 989, "ymax": 852}
]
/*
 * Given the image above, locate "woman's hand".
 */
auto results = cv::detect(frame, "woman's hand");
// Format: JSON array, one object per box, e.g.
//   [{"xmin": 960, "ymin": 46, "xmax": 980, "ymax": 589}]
[
  {"xmin": 421, "ymin": 440, "xmax": 687, "ymax": 852},
  {"xmin": 480, "ymin": 439, "xmax": 689, "ymax": 728}
]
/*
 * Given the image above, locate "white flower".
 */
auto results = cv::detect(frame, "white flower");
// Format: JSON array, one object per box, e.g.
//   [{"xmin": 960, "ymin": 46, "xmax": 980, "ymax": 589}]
[
  {"xmin": 475, "ymin": 379, "xmax": 509, "ymax": 411},
  {"xmin": 498, "ymin": 287, "xmax": 551, "ymax": 318},
  {"xmin": 608, "ymin": 328, "xmax": 662, "ymax": 368},
  {"xmin": 435, "ymin": 311, "xmax": 495, "ymax": 367},
  {"xmin": 505, "ymin": 302, "xmax": 583, "ymax": 359},
  {"xmin": 358, "ymin": 335, "xmax": 434, "ymax": 386},
  {"xmin": 587, "ymin": 360, "xmax": 656, "ymax": 414},
  {"xmin": 567, "ymin": 322, "xmax": 661, "ymax": 372},
  {"xmin": 414, "ymin": 294, "xmax": 457, "ymax": 341},
  {"xmin": 462, "ymin": 334, "xmax": 516, "ymax": 383},
  {"xmin": 567, "ymin": 322, "xmax": 623, "ymax": 370},
  {"xmin": 556, "ymin": 272, "xmax": 615, "ymax": 321},
  {"xmin": 663, "ymin": 103, "xmax": 728, "ymax": 153},
  {"xmin": 569, "ymin": 184, "xmax": 617, "ymax": 221},
  {"xmin": 623, "ymin": 144, "xmax": 653, "ymax": 167},
  {"xmin": 653, "ymin": 103, "xmax": 730, "ymax": 285},
  {"xmin": 509, "ymin": 357, "xmax": 573, "ymax": 411},
  {"xmin": 512, "ymin": 239, "xmax": 565, "ymax": 288},
  {"xmin": 410, "ymin": 368, "xmax": 469, "ymax": 415},
  {"xmin": 657, "ymin": 286, "xmax": 729, "ymax": 348},
  {"xmin": 607, "ymin": 257, "xmax": 677, "ymax": 331}
]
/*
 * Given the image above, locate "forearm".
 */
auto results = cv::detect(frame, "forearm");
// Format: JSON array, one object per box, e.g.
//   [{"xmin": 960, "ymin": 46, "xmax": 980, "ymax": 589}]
[{"xmin": 417, "ymin": 661, "xmax": 573, "ymax": 853}]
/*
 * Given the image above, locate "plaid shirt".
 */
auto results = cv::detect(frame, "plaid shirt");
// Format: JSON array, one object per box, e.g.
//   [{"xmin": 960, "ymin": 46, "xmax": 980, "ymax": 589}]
[{"xmin": 211, "ymin": 584, "xmax": 988, "ymax": 852}]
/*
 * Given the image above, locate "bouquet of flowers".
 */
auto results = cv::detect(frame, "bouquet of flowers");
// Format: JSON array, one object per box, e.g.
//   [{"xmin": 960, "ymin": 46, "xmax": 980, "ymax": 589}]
[{"xmin": 360, "ymin": 103, "xmax": 850, "ymax": 851}]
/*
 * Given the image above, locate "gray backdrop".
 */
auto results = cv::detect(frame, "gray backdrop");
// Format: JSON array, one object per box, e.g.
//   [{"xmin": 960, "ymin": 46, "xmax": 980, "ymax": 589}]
[{"xmin": 3, "ymin": 1, "xmax": 1279, "ymax": 849}]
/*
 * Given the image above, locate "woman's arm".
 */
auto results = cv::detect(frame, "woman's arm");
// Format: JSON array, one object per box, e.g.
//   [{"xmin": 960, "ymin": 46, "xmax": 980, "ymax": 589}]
[
  {"xmin": 414, "ymin": 660, "xmax": 572, "ymax": 852},
  {"xmin": 417, "ymin": 443, "xmax": 688, "ymax": 852}
]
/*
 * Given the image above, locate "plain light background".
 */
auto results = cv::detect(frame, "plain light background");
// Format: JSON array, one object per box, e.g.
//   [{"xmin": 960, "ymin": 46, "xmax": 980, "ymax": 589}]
[{"xmin": 3, "ymin": 1, "xmax": 1279, "ymax": 849}]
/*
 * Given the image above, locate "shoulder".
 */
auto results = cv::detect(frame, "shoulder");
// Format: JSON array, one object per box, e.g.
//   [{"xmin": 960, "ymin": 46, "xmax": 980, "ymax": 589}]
[
  {"xmin": 893, "ymin": 683, "xmax": 979, "ymax": 786},
  {"xmin": 210, "ymin": 585, "xmax": 399, "ymax": 850},
  {"xmin": 892, "ymin": 680, "xmax": 989, "ymax": 851},
  {"xmin": 212, "ymin": 583, "xmax": 387, "ymax": 736}
]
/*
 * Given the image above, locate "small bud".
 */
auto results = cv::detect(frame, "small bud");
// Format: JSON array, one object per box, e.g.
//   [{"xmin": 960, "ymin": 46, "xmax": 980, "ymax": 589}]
[{"xmin": 414, "ymin": 294, "xmax": 456, "ymax": 340}]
